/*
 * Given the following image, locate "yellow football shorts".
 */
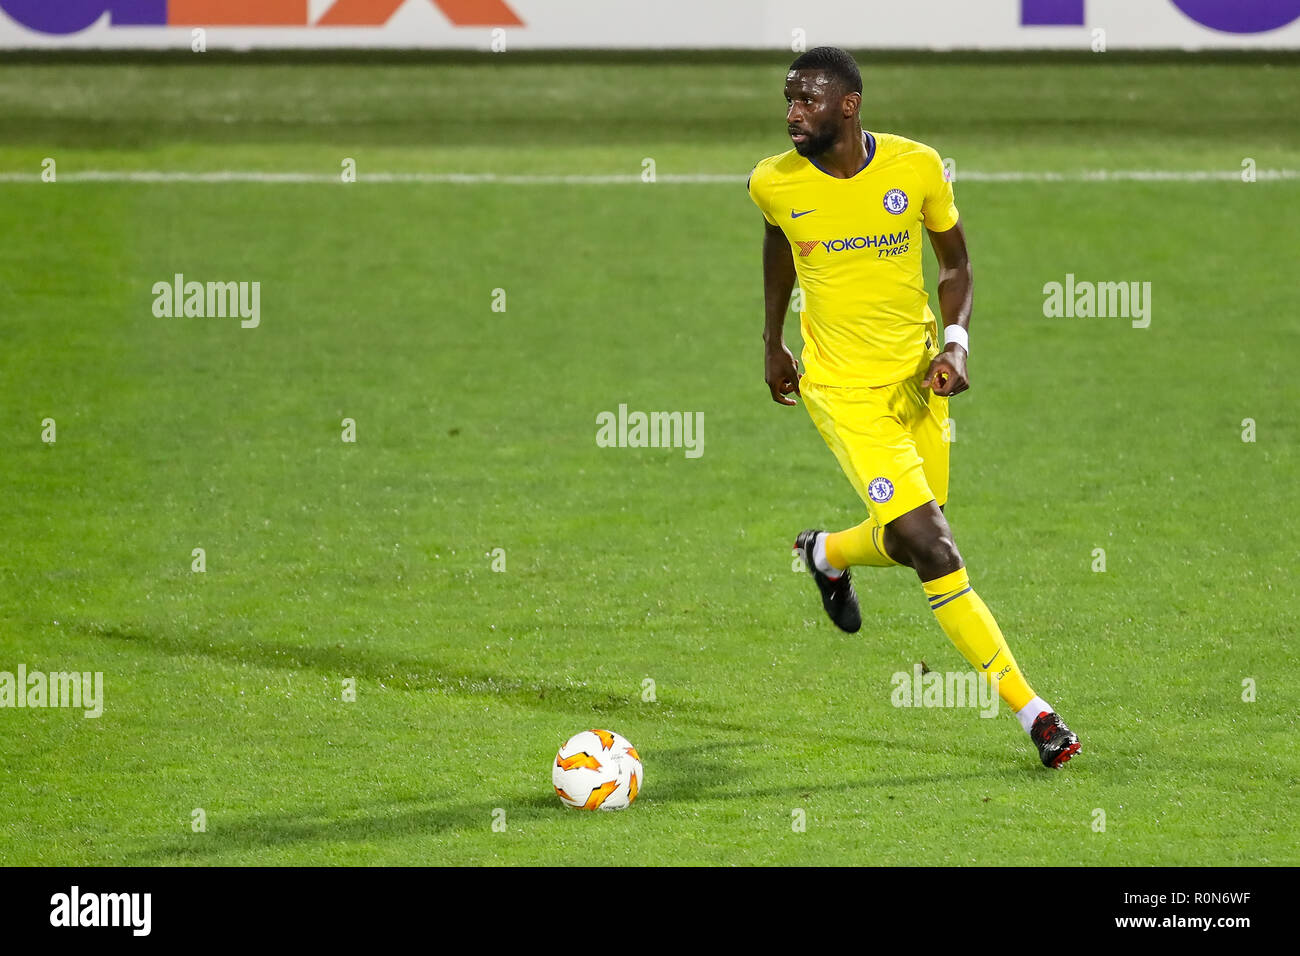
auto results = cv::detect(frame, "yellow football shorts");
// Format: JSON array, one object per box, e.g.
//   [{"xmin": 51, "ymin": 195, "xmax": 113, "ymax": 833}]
[{"xmin": 801, "ymin": 371, "xmax": 950, "ymax": 527}]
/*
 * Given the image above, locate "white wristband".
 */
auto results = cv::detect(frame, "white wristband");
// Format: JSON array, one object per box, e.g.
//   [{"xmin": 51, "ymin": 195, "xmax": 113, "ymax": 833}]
[{"xmin": 943, "ymin": 325, "xmax": 968, "ymax": 353}]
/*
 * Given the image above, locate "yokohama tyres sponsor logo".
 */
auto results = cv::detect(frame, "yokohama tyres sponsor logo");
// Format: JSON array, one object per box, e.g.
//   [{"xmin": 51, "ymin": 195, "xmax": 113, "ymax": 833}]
[
  {"xmin": 796, "ymin": 232, "xmax": 910, "ymax": 256},
  {"xmin": 0, "ymin": 0, "xmax": 523, "ymax": 33}
]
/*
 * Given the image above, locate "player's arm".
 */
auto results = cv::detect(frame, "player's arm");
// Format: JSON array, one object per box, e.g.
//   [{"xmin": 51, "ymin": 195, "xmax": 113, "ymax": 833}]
[
  {"xmin": 921, "ymin": 219, "xmax": 973, "ymax": 397},
  {"xmin": 762, "ymin": 218, "xmax": 801, "ymax": 406}
]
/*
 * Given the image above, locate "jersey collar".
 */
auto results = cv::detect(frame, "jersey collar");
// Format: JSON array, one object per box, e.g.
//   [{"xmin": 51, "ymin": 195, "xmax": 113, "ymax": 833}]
[{"xmin": 808, "ymin": 130, "xmax": 876, "ymax": 180}]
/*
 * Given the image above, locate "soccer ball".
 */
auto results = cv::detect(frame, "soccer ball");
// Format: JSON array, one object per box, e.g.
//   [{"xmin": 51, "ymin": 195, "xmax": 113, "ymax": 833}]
[{"xmin": 552, "ymin": 729, "xmax": 643, "ymax": 810}]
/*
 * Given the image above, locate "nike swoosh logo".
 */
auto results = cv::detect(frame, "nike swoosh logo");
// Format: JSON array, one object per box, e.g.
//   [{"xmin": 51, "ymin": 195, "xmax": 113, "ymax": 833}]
[
  {"xmin": 791, "ymin": 209, "xmax": 816, "ymax": 219},
  {"xmin": 981, "ymin": 650, "xmax": 1001, "ymax": 670}
]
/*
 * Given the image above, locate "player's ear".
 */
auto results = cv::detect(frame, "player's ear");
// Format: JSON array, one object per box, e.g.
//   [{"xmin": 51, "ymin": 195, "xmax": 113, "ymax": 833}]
[{"xmin": 843, "ymin": 91, "xmax": 861, "ymax": 118}]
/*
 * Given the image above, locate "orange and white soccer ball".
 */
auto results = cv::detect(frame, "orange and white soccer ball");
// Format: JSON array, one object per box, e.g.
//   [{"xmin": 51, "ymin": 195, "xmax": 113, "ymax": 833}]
[{"xmin": 552, "ymin": 729, "xmax": 643, "ymax": 810}]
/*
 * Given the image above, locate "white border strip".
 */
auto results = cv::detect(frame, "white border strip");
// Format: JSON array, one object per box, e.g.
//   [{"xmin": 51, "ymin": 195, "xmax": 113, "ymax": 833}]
[{"xmin": 0, "ymin": 169, "xmax": 1295, "ymax": 184}]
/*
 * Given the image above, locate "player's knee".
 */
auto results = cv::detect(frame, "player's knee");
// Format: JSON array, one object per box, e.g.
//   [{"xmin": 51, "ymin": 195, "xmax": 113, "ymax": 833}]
[{"xmin": 909, "ymin": 533, "xmax": 962, "ymax": 577}]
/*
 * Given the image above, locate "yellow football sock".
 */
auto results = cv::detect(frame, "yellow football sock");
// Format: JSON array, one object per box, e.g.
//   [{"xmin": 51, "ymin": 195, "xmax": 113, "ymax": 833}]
[
  {"xmin": 825, "ymin": 517, "xmax": 900, "ymax": 569},
  {"xmin": 923, "ymin": 567, "xmax": 1035, "ymax": 712}
]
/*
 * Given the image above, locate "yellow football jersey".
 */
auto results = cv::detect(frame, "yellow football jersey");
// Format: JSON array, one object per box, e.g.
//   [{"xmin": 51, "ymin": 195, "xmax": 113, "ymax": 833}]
[{"xmin": 748, "ymin": 132, "xmax": 959, "ymax": 387}]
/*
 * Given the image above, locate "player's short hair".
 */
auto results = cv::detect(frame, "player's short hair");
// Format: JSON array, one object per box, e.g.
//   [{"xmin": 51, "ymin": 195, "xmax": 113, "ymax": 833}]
[{"xmin": 788, "ymin": 46, "xmax": 862, "ymax": 96}]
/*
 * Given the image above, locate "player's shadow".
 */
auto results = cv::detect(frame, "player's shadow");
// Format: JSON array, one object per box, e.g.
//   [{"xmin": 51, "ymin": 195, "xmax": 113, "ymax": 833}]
[
  {"xmin": 124, "ymin": 741, "xmax": 763, "ymax": 863},
  {"xmin": 158, "ymin": 741, "xmax": 929, "ymax": 862},
  {"xmin": 89, "ymin": 622, "xmax": 1046, "ymax": 862},
  {"xmin": 126, "ymin": 733, "xmax": 1019, "ymax": 864},
  {"xmin": 84, "ymin": 621, "xmax": 726, "ymax": 719},
  {"xmin": 130, "ymin": 728, "xmax": 1046, "ymax": 865},
  {"xmin": 126, "ymin": 791, "xmax": 563, "ymax": 864}
]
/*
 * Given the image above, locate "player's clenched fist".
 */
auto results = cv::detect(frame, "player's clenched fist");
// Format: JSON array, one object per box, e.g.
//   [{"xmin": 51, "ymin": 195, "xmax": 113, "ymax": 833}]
[
  {"xmin": 922, "ymin": 345, "xmax": 969, "ymax": 397},
  {"xmin": 765, "ymin": 342, "xmax": 802, "ymax": 405}
]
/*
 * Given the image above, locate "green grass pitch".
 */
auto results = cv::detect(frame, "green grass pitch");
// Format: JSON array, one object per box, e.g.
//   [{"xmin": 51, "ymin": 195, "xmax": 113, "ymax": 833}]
[{"xmin": 0, "ymin": 54, "xmax": 1296, "ymax": 865}]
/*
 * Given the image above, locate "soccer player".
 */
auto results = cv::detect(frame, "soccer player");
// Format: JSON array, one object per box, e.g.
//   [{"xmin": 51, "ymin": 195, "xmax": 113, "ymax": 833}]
[{"xmin": 749, "ymin": 47, "xmax": 1080, "ymax": 768}]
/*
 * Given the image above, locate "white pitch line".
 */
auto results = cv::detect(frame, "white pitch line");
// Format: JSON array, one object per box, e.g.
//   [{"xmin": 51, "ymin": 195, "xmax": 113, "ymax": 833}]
[
  {"xmin": 0, "ymin": 169, "xmax": 1295, "ymax": 184},
  {"xmin": 957, "ymin": 169, "xmax": 1298, "ymax": 182}
]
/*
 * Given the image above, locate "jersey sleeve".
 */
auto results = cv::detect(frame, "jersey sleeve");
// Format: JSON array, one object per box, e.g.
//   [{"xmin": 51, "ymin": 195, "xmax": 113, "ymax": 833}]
[
  {"xmin": 919, "ymin": 147, "xmax": 959, "ymax": 232},
  {"xmin": 747, "ymin": 163, "xmax": 779, "ymax": 226}
]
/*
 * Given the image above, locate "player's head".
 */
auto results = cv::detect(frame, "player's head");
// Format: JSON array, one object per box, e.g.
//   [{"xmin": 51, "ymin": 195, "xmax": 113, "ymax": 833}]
[{"xmin": 784, "ymin": 46, "xmax": 863, "ymax": 157}]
